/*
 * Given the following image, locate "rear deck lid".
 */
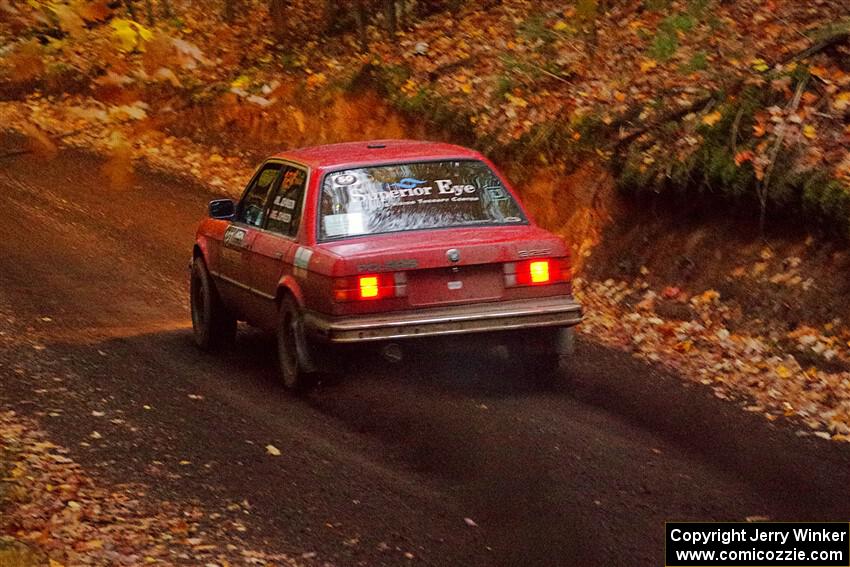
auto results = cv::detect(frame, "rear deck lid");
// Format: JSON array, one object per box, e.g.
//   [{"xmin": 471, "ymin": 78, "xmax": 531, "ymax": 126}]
[{"xmin": 320, "ymin": 225, "xmax": 567, "ymax": 307}]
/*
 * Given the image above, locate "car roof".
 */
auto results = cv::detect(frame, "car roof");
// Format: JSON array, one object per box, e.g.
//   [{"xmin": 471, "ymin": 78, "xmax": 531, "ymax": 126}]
[{"xmin": 272, "ymin": 139, "xmax": 485, "ymax": 170}]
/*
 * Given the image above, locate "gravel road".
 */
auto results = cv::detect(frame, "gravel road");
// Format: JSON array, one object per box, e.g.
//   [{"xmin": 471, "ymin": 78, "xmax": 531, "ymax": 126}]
[{"xmin": 1, "ymin": 137, "xmax": 848, "ymax": 566}]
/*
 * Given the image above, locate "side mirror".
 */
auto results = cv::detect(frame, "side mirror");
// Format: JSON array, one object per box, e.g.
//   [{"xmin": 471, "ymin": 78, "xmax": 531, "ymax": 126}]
[{"xmin": 209, "ymin": 199, "xmax": 235, "ymax": 219}]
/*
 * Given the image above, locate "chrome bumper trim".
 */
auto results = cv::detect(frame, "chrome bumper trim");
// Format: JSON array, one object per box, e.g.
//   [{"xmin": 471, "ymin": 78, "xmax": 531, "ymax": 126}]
[{"xmin": 304, "ymin": 296, "xmax": 583, "ymax": 343}]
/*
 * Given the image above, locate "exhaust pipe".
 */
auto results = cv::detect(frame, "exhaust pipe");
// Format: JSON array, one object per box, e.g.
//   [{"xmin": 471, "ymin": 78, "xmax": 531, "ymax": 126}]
[{"xmin": 381, "ymin": 343, "xmax": 404, "ymax": 363}]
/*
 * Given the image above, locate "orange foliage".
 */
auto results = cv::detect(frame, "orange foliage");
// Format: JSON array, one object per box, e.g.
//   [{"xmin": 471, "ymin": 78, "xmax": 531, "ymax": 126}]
[
  {"xmin": 166, "ymin": 89, "xmax": 423, "ymax": 154},
  {"xmin": 141, "ymin": 33, "xmax": 176, "ymax": 75},
  {"xmin": 506, "ymin": 163, "xmax": 615, "ymax": 274},
  {"xmin": 76, "ymin": 0, "xmax": 111, "ymax": 22},
  {"xmin": 3, "ymin": 40, "xmax": 44, "ymax": 83},
  {"xmin": 19, "ymin": 121, "xmax": 57, "ymax": 158},
  {"xmin": 102, "ymin": 131, "xmax": 134, "ymax": 190}
]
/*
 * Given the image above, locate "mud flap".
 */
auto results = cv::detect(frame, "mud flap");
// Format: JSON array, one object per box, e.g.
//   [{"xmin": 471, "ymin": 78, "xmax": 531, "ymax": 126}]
[
  {"xmin": 292, "ymin": 314, "xmax": 318, "ymax": 373},
  {"xmin": 555, "ymin": 327, "xmax": 576, "ymax": 357}
]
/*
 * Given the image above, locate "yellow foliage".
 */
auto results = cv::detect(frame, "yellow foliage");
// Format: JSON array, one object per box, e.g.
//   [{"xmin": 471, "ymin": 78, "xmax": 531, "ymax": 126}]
[
  {"xmin": 639, "ymin": 59, "xmax": 657, "ymax": 73},
  {"xmin": 576, "ymin": 0, "xmax": 597, "ymax": 23},
  {"xmin": 701, "ymin": 111, "xmax": 722, "ymax": 126},
  {"xmin": 401, "ymin": 79, "xmax": 416, "ymax": 94},
  {"xmin": 110, "ymin": 19, "xmax": 152, "ymax": 53},
  {"xmin": 230, "ymin": 75, "xmax": 250, "ymax": 90},
  {"xmin": 751, "ymin": 58, "xmax": 769, "ymax": 72},
  {"xmin": 505, "ymin": 93, "xmax": 528, "ymax": 107}
]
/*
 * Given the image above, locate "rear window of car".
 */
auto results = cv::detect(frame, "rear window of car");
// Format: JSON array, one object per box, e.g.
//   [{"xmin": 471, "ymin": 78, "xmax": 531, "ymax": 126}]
[{"xmin": 317, "ymin": 159, "xmax": 527, "ymax": 240}]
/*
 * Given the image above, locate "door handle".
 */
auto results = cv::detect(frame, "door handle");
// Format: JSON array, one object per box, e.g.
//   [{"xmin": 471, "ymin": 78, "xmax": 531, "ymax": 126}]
[{"xmin": 274, "ymin": 252, "xmax": 283, "ymax": 259}]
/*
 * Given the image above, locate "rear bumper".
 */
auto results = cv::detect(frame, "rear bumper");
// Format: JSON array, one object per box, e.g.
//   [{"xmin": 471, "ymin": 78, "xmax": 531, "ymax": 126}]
[{"xmin": 303, "ymin": 296, "xmax": 583, "ymax": 343}]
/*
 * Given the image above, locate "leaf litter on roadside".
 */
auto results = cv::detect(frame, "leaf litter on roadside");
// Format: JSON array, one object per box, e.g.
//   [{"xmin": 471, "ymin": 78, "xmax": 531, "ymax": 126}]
[
  {"xmin": 0, "ymin": 410, "xmax": 305, "ymax": 565},
  {"xmin": 576, "ymin": 277, "xmax": 850, "ymax": 441}
]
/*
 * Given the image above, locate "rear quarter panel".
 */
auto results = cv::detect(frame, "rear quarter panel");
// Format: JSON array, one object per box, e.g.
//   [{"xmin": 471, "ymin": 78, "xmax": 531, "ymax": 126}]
[{"xmin": 195, "ymin": 218, "xmax": 229, "ymax": 272}]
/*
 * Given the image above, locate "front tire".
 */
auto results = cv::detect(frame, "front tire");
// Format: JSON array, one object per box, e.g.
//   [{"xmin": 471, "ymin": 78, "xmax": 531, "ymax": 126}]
[
  {"xmin": 190, "ymin": 256, "xmax": 237, "ymax": 350},
  {"xmin": 276, "ymin": 295, "xmax": 315, "ymax": 391}
]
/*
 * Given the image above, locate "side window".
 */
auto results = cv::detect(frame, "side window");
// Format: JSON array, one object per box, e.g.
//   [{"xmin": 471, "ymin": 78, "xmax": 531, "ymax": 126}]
[
  {"xmin": 237, "ymin": 163, "xmax": 282, "ymax": 227},
  {"xmin": 266, "ymin": 165, "xmax": 307, "ymax": 237}
]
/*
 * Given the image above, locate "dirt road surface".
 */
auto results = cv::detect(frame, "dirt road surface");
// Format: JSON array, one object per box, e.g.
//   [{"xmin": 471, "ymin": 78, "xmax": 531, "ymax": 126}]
[{"xmin": 1, "ymin": 135, "xmax": 849, "ymax": 566}]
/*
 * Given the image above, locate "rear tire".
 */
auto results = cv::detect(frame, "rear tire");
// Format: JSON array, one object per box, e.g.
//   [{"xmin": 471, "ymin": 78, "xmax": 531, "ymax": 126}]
[
  {"xmin": 276, "ymin": 295, "xmax": 315, "ymax": 391},
  {"xmin": 190, "ymin": 256, "xmax": 237, "ymax": 350}
]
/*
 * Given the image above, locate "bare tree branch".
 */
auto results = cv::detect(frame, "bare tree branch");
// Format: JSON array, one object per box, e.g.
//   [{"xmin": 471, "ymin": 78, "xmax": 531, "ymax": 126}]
[{"xmin": 757, "ymin": 77, "xmax": 807, "ymax": 237}]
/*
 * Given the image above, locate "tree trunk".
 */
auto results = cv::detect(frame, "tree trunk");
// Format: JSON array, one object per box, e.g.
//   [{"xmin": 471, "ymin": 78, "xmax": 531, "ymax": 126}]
[
  {"xmin": 757, "ymin": 77, "xmax": 807, "ymax": 239},
  {"xmin": 354, "ymin": 0, "xmax": 368, "ymax": 51},
  {"xmin": 269, "ymin": 0, "xmax": 287, "ymax": 40},
  {"xmin": 396, "ymin": 0, "xmax": 405, "ymax": 30},
  {"xmin": 124, "ymin": 0, "xmax": 138, "ymax": 20},
  {"xmin": 160, "ymin": 0, "xmax": 173, "ymax": 18},
  {"xmin": 384, "ymin": 0, "xmax": 396, "ymax": 34},
  {"xmin": 144, "ymin": 0, "xmax": 155, "ymax": 24},
  {"xmin": 323, "ymin": 0, "xmax": 338, "ymax": 32},
  {"xmin": 224, "ymin": 0, "xmax": 238, "ymax": 22},
  {"xmin": 578, "ymin": 0, "xmax": 598, "ymax": 48}
]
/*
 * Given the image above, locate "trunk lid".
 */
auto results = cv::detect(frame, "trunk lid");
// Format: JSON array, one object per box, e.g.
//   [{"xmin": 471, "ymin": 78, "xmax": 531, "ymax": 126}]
[{"xmin": 318, "ymin": 225, "xmax": 567, "ymax": 307}]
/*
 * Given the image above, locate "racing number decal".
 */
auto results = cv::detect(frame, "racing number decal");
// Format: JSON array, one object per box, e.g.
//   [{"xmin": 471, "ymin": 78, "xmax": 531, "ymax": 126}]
[
  {"xmin": 294, "ymin": 247, "xmax": 313, "ymax": 269},
  {"xmin": 224, "ymin": 226, "xmax": 248, "ymax": 249},
  {"xmin": 292, "ymin": 247, "xmax": 313, "ymax": 279}
]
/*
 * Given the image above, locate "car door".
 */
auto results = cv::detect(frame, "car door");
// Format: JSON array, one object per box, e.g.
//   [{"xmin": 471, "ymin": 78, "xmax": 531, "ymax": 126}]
[
  {"xmin": 248, "ymin": 163, "xmax": 309, "ymax": 331},
  {"xmin": 217, "ymin": 161, "xmax": 283, "ymax": 308}
]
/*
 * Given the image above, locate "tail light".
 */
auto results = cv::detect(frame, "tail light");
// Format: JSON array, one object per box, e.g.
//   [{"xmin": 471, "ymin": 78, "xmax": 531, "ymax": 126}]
[
  {"xmin": 333, "ymin": 272, "xmax": 407, "ymax": 302},
  {"xmin": 529, "ymin": 260, "xmax": 550, "ymax": 283},
  {"xmin": 504, "ymin": 258, "xmax": 570, "ymax": 287},
  {"xmin": 358, "ymin": 276, "xmax": 380, "ymax": 298}
]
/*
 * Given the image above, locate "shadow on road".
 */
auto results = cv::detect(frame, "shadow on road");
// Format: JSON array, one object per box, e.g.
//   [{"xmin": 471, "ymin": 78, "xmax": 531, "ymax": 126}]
[{"xmin": 9, "ymin": 325, "xmax": 850, "ymax": 567}]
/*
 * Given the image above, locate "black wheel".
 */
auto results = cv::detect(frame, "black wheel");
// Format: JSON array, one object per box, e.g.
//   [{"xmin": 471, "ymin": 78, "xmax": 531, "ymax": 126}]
[
  {"xmin": 513, "ymin": 327, "xmax": 575, "ymax": 386},
  {"xmin": 190, "ymin": 256, "xmax": 237, "ymax": 350},
  {"xmin": 276, "ymin": 295, "xmax": 315, "ymax": 391}
]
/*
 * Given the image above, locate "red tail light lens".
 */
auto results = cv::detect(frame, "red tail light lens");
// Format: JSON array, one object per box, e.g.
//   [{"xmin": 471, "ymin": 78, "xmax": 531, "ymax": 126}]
[
  {"xmin": 358, "ymin": 275, "xmax": 380, "ymax": 299},
  {"xmin": 529, "ymin": 260, "xmax": 550, "ymax": 283},
  {"xmin": 505, "ymin": 258, "xmax": 569, "ymax": 287},
  {"xmin": 333, "ymin": 273, "xmax": 405, "ymax": 302}
]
